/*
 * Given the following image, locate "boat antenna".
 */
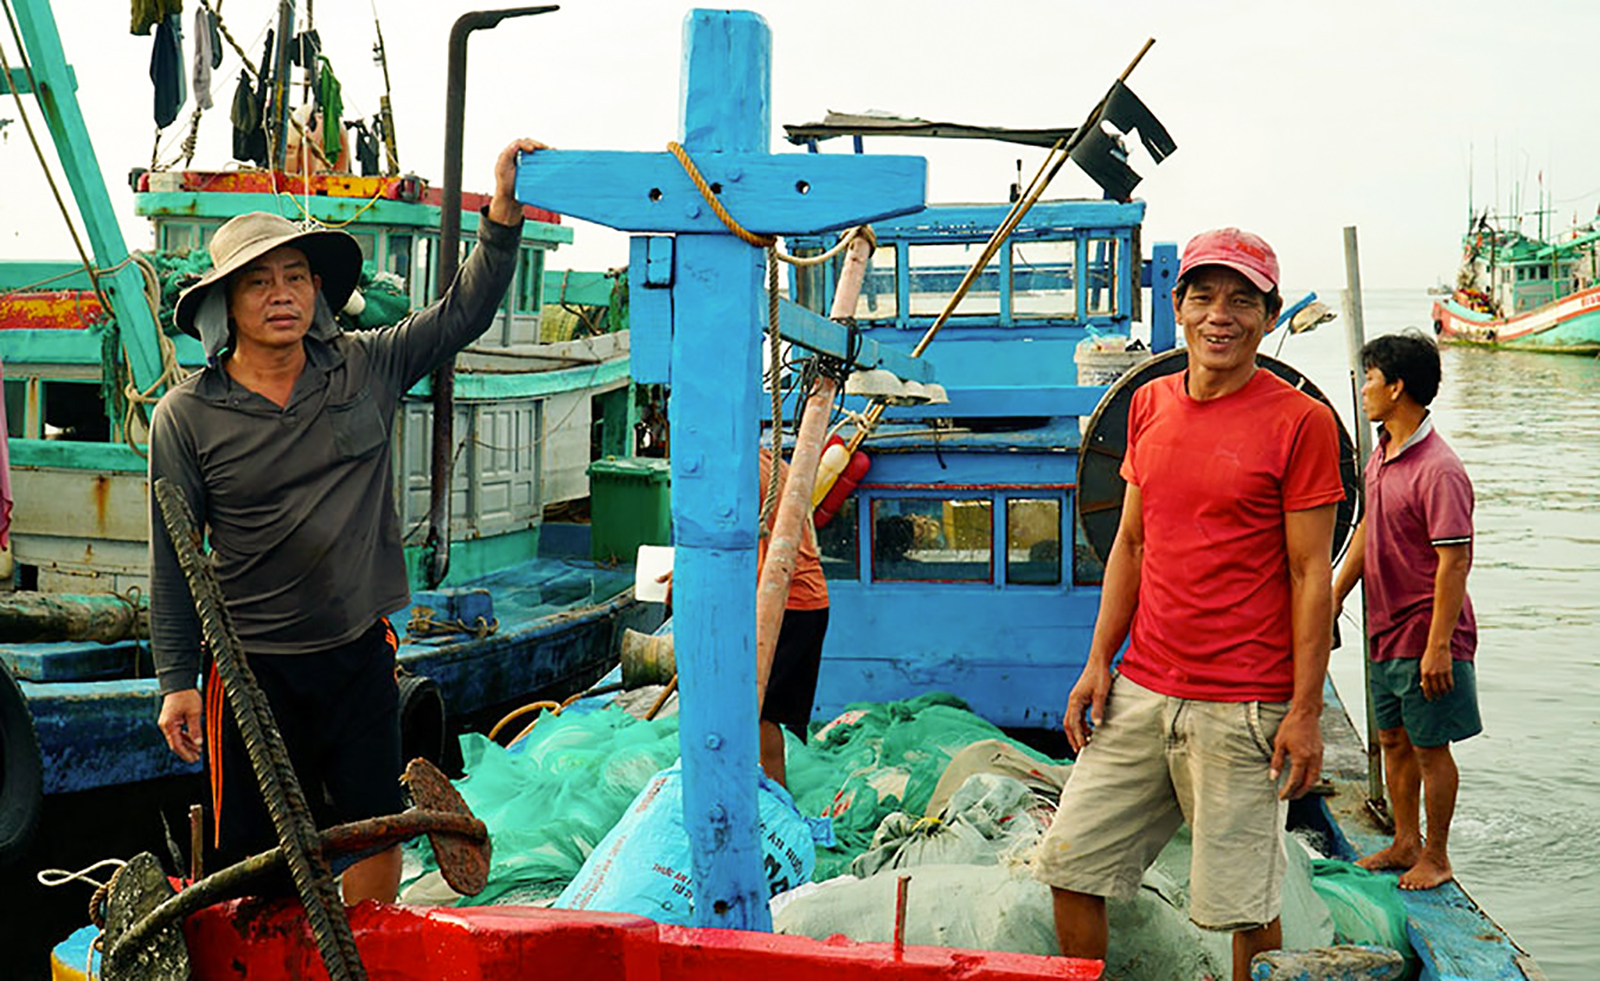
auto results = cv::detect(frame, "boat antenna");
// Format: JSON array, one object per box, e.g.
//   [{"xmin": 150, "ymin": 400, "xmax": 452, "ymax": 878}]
[{"xmin": 371, "ymin": 0, "xmax": 400, "ymax": 175}]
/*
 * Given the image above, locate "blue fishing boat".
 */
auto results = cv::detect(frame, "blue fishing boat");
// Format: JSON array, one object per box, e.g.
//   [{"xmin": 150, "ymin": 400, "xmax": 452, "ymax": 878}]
[
  {"xmin": 0, "ymin": 0, "xmax": 657, "ymax": 917},
  {"xmin": 44, "ymin": 8, "xmax": 1541, "ymax": 981}
]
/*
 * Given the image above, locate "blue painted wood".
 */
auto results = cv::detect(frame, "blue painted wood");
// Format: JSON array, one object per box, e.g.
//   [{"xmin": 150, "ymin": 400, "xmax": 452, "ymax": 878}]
[
  {"xmin": 1150, "ymin": 242, "xmax": 1178, "ymax": 351},
  {"xmin": 680, "ymin": 9, "xmax": 769, "ymax": 153},
  {"xmin": 629, "ymin": 236, "xmax": 673, "ymax": 384},
  {"xmin": 514, "ymin": 150, "xmax": 926, "ymax": 236},
  {"xmin": 670, "ymin": 231, "xmax": 767, "ymax": 929},
  {"xmin": 843, "ymin": 200, "xmax": 1148, "ymax": 239},
  {"xmin": 19, "ymin": 679, "xmax": 200, "ymax": 794},
  {"xmin": 12, "ymin": 0, "xmax": 167, "ymax": 398},
  {"xmin": 776, "ymin": 298, "xmax": 935, "ymax": 382},
  {"xmin": 645, "ymin": 236, "xmax": 676, "ymax": 287},
  {"xmin": 0, "ymin": 641, "xmax": 139, "ymax": 683},
  {"xmin": 875, "ymin": 383, "xmax": 1110, "ymax": 420}
]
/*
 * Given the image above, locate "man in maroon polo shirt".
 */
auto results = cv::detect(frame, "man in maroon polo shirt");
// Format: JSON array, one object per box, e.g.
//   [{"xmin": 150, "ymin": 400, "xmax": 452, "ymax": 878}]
[{"xmin": 1335, "ymin": 329, "xmax": 1480, "ymax": 891}]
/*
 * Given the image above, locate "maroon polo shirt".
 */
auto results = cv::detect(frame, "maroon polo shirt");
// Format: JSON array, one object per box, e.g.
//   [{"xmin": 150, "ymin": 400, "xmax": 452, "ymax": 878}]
[{"xmin": 1363, "ymin": 415, "xmax": 1478, "ymax": 662}]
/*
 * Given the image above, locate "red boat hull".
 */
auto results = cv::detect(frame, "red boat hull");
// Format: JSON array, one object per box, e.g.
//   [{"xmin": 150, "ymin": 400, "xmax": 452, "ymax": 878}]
[{"xmin": 181, "ymin": 900, "xmax": 1101, "ymax": 980}]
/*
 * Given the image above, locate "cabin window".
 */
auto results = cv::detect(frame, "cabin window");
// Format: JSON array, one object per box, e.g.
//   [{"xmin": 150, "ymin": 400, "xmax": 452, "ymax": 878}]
[
  {"xmin": 908, "ymin": 243, "xmax": 1000, "ymax": 317},
  {"xmin": 41, "ymin": 380, "xmax": 108, "ymax": 442},
  {"xmin": 516, "ymin": 248, "xmax": 546, "ymax": 314},
  {"xmin": 816, "ymin": 497, "xmax": 860, "ymax": 581},
  {"xmin": 1011, "ymin": 240, "xmax": 1078, "ymax": 320},
  {"xmin": 871, "ymin": 497, "xmax": 992, "ymax": 582},
  {"xmin": 349, "ymin": 233, "xmax": 377, "ymax": 263},
  {"xmin": 388, "ymin": 234, "xmax": 413, "ymax": 283},
  {"xmin": 3, "ymin": 380, "xmax": 25, "ymax": 438},
  {"xmin": 853, "ymin": 244, "xmax": 899, "ymax": 322},
  {"xmin": 1086, "ymin": 238, "xmax": 1119, "ymax": 317},
  {"xmin": 1006, "ymin": 498, "xmax": 1061, "ymax": 585},
  {"xmin": 414, "ymin": 237, "xmax": 436, "ymax": 303},
  {"xmin": 161, "ymin": 223, "xmax": 198, "ymax": 253}
]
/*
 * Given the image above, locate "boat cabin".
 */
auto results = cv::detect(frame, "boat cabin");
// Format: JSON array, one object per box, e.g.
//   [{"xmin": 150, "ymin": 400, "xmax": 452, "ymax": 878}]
[{"xmin": 788, "ymin": 199, "xmax": 1178, "ymax": 732}]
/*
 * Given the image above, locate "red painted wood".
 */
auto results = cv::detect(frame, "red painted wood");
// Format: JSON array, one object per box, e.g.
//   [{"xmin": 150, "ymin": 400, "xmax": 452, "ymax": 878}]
[
  {"xmin": 138, "ymin": 170, "xmax": 565, "ymax": 226},
  {"xmin": 0, "ymin": 292, "xmax": 104, "ymax": 330},
  {"xmin": 181, "ymin": 900, "xmax": 1101, "ymax": 980}
]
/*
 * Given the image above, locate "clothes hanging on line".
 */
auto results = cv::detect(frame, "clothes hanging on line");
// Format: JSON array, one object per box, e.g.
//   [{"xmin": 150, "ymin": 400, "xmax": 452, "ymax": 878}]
[
  {"xmin": 150, "ymin": 12, "xmax": 186, "ymax": 129},
  {"xmin": 192, "ymin": 6, "xmax": 217, "ymax": 111},
  {"xmin": 346, "ymin": 119, "xmax": 381, "ymax": 176},
  {"xmin": 316, "ymin": 57, "xmax": 343, "ymax": 160}
]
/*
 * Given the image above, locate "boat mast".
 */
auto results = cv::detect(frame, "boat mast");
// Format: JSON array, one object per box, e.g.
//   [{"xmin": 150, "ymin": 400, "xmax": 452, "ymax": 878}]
[
  {"xmin": 371, "ymin": 0, "xmax": 400, "ymax": 175},
  {"xmin": 269, "ymin": 0, "xmax": 295, "ymax": 171}
]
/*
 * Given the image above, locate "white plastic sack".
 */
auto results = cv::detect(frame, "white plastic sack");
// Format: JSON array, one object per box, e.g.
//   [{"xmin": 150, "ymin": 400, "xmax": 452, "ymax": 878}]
[{"xmin": 554, "ymin": 759, "xmax": 827, "ymax": 924}]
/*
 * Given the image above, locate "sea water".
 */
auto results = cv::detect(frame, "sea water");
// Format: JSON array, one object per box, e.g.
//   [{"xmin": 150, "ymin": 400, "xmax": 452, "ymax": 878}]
[{"xmin": 1273, "ymin": 284, "xmax": 1600, "ymax": 980}]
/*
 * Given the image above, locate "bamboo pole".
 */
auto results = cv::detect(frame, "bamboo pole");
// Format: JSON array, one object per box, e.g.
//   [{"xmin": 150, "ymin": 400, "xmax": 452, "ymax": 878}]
[
  {"xmin": 754, "ymin": 232, "xmax": 875, "ymax": 711},
  {"xmin": 1341, "ymin": 225, "xmax": 1387, "ymax": 816}
]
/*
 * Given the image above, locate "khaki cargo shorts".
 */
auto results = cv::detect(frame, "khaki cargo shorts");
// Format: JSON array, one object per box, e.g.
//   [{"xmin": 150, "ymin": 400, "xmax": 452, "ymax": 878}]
[{"xmin": 1033, "ymin": 674, "xmax": 1289, "ymax": 931}]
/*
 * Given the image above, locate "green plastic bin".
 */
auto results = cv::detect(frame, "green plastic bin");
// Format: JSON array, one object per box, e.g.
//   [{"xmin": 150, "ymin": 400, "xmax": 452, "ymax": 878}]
[{"xmin": 587, "ymin": 456, "xmax": 673, "ymax": 563}]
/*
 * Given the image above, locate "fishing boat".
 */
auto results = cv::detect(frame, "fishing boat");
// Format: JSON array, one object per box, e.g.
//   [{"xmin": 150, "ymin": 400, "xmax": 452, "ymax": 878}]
[
  {"xmin": 1431, "ymin": 211, "xmax": 1600, "ymax": 353},
  {"xmin": 0, "ymin": 0, "xmax": 659, "ymax": 944},
  {"xmin": 45, "ymin": 8, "xmax": 1542, "ymax": 981}
]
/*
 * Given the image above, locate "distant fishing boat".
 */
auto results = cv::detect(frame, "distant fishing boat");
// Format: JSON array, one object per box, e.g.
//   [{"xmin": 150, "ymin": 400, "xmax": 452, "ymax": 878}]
[{"xmin": 1432, "ymin": 212, "xmax": 1600, "ymax": 353}]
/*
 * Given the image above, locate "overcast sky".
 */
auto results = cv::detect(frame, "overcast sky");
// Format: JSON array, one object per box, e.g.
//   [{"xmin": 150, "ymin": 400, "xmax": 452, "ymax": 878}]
[{"xmin": 5, "ymin": 0, "xmax": 1598, "ymax": 290}]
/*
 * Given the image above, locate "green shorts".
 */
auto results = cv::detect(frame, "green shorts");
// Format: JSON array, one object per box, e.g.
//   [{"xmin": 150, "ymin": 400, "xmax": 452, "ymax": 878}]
[{"xmin": 1369, "ymin": 658, "xmax": 1482, "ymax": 748}]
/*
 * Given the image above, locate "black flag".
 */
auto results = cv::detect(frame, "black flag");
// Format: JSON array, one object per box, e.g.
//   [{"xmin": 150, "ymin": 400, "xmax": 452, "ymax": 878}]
[{"xmin": 1069, "ymin": 81, "xmax": 1177, "ymax": 201}]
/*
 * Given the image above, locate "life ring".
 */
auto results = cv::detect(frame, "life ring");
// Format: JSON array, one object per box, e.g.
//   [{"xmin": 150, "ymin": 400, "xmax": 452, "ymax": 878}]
[
  {"xmin": 0, "ymin": 663, "xmax": 43, "ymax": 866},
  {"xmin": 1075, "ymin": 349, "xmax": 1361, "ymax": 579},
  {"xmin": 396, "ymin": 672, "xmax": 447, "ymax": 770}
]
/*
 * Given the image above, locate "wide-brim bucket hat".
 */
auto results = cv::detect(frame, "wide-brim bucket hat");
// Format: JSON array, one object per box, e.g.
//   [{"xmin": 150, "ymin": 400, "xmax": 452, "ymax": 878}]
[{"xmin": 174, "ymin": 211, "xmax": 363, "ymax": 338}]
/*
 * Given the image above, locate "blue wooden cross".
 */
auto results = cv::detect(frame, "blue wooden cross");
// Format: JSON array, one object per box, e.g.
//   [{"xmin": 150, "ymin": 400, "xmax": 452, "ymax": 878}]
[{"xmin": 517, "ymin": 9, "xmax": 926, "ymax": 931}]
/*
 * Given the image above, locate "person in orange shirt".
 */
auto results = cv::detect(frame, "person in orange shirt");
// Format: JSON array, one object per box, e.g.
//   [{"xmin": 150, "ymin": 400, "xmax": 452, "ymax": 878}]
[
  {"xmin": 756, "ymin": 447, "xmax": 830, "ymax": 787},
  {"xmin": 659, "ymin": 446, "xmax": 830, "ymax": 788}
]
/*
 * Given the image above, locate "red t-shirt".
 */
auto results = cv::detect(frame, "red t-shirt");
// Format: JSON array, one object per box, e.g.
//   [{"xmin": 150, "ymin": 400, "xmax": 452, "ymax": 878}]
[{"xmin": 1117, "ymin": 370, "xmax": 1345, "ymax": 701}]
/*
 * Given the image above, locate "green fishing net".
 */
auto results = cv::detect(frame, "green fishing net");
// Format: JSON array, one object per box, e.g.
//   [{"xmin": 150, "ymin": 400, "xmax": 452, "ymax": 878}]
[{"xmin": 404, "ymin": 690, "xmax": 1059, "ymax": 902}]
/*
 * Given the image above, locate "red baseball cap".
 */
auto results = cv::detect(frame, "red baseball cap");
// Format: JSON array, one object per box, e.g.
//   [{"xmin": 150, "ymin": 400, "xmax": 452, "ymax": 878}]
[{"xmin": 1178, "ymin": 228, "xmax": 1279, "ymax": 293}]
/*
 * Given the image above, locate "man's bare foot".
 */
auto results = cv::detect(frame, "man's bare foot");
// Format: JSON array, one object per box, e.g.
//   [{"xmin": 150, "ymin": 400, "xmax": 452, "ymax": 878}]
[
  {"xmin": 1357, "ymin": 841, "xmax": 1421, "ymax": 871},
  {"xmin": 1398, "ymin": 853, "xmax": 1453, "ymax": 890}
]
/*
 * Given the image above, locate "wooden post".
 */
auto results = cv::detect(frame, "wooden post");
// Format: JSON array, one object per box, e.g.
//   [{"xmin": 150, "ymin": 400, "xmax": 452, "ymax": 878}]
[
  {"xmin": 514, "ymin": 8, "xmax": 925, "ymax": 930},
  {"xmin": 754, "ymin": 232, "xmax": 873, "ymax": 710},
  {"xmin": 1340, "ymin": 225, "xmax": 1385, "ymax": 813}
]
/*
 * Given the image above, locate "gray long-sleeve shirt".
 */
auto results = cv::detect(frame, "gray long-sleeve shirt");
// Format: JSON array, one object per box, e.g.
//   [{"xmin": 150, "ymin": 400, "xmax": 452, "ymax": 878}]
[{"xmin": 149, "ymin": 215, "xmax": 521, "ymax": 694}]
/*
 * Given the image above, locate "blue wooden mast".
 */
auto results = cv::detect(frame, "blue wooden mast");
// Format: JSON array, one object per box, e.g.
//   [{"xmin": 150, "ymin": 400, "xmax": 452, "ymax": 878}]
[{"xmin": 517, "ymin": 9, "xmax": 926, "ymax": 931}]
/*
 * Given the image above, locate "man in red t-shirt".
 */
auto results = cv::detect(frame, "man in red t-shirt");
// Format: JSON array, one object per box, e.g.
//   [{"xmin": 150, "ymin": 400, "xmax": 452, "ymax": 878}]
[
  {"xmin": 1034, "ymin": 229, "xmax": 1344, "ymax": 981},
  {"xmin": 1334, "ymin": 330, "xmax": 1478, "ymax": 891}
]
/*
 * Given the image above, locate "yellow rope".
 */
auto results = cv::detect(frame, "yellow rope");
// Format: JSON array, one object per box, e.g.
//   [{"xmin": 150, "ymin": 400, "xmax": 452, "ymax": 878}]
[
  {"xmin": 666, "ymin": 141, "xmax": 775, "ymax": 248},
  {"xmin": 665, "ymin": 141, "xmax": 869, "ymax": 266}
]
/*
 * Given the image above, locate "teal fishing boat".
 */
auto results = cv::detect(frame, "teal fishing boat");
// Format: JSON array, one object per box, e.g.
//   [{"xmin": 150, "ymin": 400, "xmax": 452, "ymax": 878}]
[
  {"xmin": 1432, "ymin": 212, "xmax": 1600, "ymax": 353},
  {"xmin": 0, "ymin": 0, "xmax": 657, "ymax": 928}
]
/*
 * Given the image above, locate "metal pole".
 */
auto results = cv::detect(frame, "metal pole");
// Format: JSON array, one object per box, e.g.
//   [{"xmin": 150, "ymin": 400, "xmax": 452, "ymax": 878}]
[
  {"xmin": 425, "ymin": 4, "xmax": 558, "ymax": 588},
  {"xmin": 270, "ymin": 0, "xmax": 295, "ymax": 171},
  {"xmin": 1340, "ymin": 225, "xmax": 1386, "ymax": 814}
]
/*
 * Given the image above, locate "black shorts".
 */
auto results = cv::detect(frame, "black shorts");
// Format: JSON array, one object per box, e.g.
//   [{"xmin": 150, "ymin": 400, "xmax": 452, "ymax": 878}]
[
  {"xmin": 762, "ymin": 606, "xmax": 829, "ymax": 738},
  {"xmin": 206, "ymin": 618, "xmax": 404, "ymax": 872}
]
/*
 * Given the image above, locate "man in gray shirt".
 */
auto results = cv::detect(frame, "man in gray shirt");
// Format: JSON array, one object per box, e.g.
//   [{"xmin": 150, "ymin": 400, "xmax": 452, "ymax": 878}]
[{"xmin": 151, "ymin": 138, "xmax": 542, "ymax": 903}]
